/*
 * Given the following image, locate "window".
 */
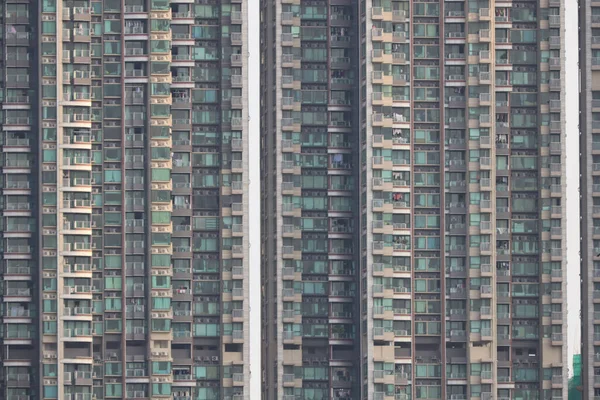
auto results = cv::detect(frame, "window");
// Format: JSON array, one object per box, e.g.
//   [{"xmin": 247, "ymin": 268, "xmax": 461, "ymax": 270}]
[
  {"xmin": 151, "ymin": 168, "xmax": 170, "ymax": 182},
  {"xmin": 152, "ymin": 319, "xmax": 171, "ymax": 332},
  {"xmin": 43, "ymin": 386, "xmax": 58, "ymax": 399},
  {"xmin": 105, "ymin": 298, "xmax": 122, "ymax": 311},
  {"xmin": 152, "ymin": 362, "xmax": 172, "ymax": 375}
]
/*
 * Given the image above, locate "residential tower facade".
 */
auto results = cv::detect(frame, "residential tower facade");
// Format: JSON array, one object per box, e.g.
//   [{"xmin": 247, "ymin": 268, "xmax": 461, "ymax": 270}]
[
  {"xmin": 0, "ymin": 0, "xmax": 250, "ymax": 399},
  {"xmin": 261, "ymin": 1, "xmax": 568, "ymax": 399}
]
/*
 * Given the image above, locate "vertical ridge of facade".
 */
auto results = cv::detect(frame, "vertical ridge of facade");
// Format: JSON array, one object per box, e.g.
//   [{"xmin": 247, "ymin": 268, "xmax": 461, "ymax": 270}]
[
  {"xmin": 261, "ymin": 0, "xmax": 568, "ymax": 399},
  {"xmin": 581, "ymin": 0, "xmax": 598, "ymax": 397}
]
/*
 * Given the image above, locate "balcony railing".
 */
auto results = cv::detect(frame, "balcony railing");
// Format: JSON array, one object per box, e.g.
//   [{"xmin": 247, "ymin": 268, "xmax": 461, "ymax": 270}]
[
  {"xmin": 5, "ymin": 288, "xmax": 31, "ymax": 296},
  {"xmin": 64, "ymin": 328, "xmax": 92, "ymax": 337}
]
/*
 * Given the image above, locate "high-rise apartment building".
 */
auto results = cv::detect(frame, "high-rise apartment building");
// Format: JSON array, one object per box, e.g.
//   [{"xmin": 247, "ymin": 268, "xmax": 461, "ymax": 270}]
[
  {"xmin": 0, "ymin": 1, "xmax": 250, "ymax": 399},
  {"xmin": 581, "ymin": 0, "xmax": 600, "ymax": 398},
  {"xmin": 261, "ymin": 1, "xmax": 568, "ymax": 399}
]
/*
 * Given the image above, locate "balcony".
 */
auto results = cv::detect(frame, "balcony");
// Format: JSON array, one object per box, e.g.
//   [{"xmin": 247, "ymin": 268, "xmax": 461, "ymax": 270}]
[
  {"xmin": 4, "ymin": 264, "xmax": 31, "ymax": 275},
  {"xmin": 124, "ymin": 25, "xmax": 146, "ymax": 35},
  {"xmin": 125, "ymin": 47, "xmax": 146, "ymax": 56},
  {"xmin": 172, "ymin": 54, "xmax": 193, "ymax": 63},
  {"xmin": 64, "ymin": 263, "xmax": 92, "ymax": 274},
  {"xmin": 231, "ymin": 11, "xmax": 242, "ymax": 23},
  {"xmin": 63, "ymin": 156, "xmax": 91, "ymax": 167},
  {"xmin": 125, "ymin": 112, "xmax": 146, "ymax": 126},
  {"xmin": 64, "ymin": 306, "xmax": 92, "ymax": 316},
  {"xmin": 124, "ymin": 5, "xmax": 145, "ymax": 13},
  {"xmin": 63, "ymin": 177, "xmax": 92, "ymax": 188},
  {"xmin": 126, "ymin": 390, "xmax": 147, "ymax": 400},
  {"xmin": 6, "ymin": 374, "xmax": 30, "ymax": 387},
  {"xmin": 479, "ymin": 242, "xmax": 491, "ymax": 252},
  {"xmin": 551, "ymin": 311, "xmax": 563, "ymax": 321},
  {"xmin": 448, "ymin": 329, "xmax": 466, "ymax": 339},
  {"xmin": 4, "ymin": 156, "xmax": 32, "ymax": 170},
  {"xmin": 64, "ymin": 327, "xmax": 92, "ymax": 339},
  {"xmin": 446, "ymin": 31, "xmax": 465, "ymax": 40},
  {"xmin": 231, "ymin": 117, "xmax": 243, "ymax": 128},
  {"xmin": 480, "ymin": 285, "xmax": 492, "ymax": 296},
  {"xmin": 72, "ymin": 49, "xmax": 91, "ymax": 62},
  {"xmin": 125, "ymin": 69, "xmax": 146, "ymax": 77},
  {"xmin": 70, "ymin": 27, "xmax": 92, "ymax": 42},
  {"xmin": 5, "ymin": 95, "xmax": 30, "ymax": 104},
  {"xmin": 5, "ymin": 74, "xmax": 29, "ymax": 89},
  {"xmin": 5, "ymin": 330, "xmax": 32, "ymax": 340},
  {"xmin": 72, "ymin": 6, "xmax": 92, "ymax": 19},
  {"xmin": 5, "ymin": 246, "xmax": 31, "ymax": 254},
  {"xmin": 388, "ymin": 9, "xmax": 406, "ymax": 21},
  {"xmin": 6, "ymin": 32, "xmax": 30, "ymax": 45},
  {"xmin": 5, "ymin": 52, "xmax": 30, "ymax": 68},
  {"xmin": 6, "ymin": 11, "xmax": 29, "ymax": 23},
  {"xmin": 63, "ymin": 199, "xmax": 91, "ymax": 209},
  {"xmin": 552, "ymin": 206, "xmax": 562, "ymax": 215},
  {"xmin": 231, "ymin": 54, "xmax": 243, "ymax": 65},
  {"xmin": 63, "ymin": 220, "xmax": 92, "ymax": 230},
  {"xmin": 5, "ymin": 223, "xmax": 32, "ymax": 233},
  {"xmin": 64, "ymin": 285, "xmax": 92, "ymax": 295},
  {"xmin": 5, "ymin": 288, "xmax": 31, "ymax": 297},
  {"xmin": 63, "ymin": 114, "xmax": 91, "ymax": 124}
]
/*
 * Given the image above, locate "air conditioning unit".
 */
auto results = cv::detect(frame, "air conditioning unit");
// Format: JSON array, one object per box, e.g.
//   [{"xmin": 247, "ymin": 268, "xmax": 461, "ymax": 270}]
[
  {"xmin": 212, "ymin": 356, "xmax": 219, "ymax": 361},
  {"xmin": 43, "ymin": 251, "xmax": 53, "ymax": 256}
]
